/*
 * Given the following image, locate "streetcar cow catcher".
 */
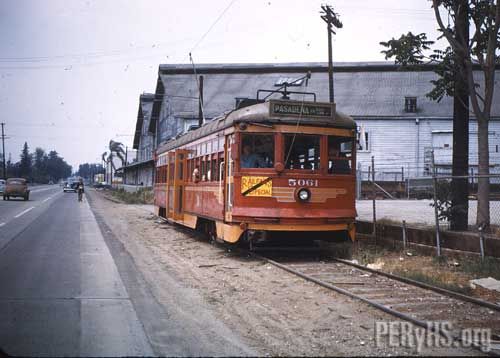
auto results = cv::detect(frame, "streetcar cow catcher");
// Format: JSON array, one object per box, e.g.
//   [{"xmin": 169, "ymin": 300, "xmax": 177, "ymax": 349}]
[{"xmin": 154, "ymin": 88, "xmax": 357, "ymax": 247}]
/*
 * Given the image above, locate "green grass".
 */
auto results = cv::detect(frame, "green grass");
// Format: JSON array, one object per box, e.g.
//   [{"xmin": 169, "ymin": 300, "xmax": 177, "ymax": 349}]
[
  {"xmin": 392, "ymin": 269, "xmax": 473, "ymax": 295},
  {"xmin": 430, "ymin": 255, "xmax": 500, "ymax": 280},
  {"xmin": 110, "ymin": 188, "xmax": 153, "ymax": 204},
  {"xmin": 459, "ymin": 256, "xmax": 500, "ymax": 280},
  {"xmin": 355, "ymin": 244, "xmax": 392, "ymax": 265}
]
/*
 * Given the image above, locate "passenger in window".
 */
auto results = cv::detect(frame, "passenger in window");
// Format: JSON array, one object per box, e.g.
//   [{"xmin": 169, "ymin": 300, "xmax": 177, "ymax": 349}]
[
  {"xmin": 241, "ymin": 144, "xmax": 268, "ymax": 168},
  {"xmin": 192, "ymin": 166, "xmax": 200, "ymax": 182},
  {"xmin": 328, "ymin": 146, "xmax": 351, "ymax": 174}
]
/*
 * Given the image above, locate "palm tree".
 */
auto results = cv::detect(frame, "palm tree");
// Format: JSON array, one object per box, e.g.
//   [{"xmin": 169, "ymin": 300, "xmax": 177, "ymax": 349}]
[{"xmin": 105, "ymin": 141, "xmax": 126, "ymax": 184}]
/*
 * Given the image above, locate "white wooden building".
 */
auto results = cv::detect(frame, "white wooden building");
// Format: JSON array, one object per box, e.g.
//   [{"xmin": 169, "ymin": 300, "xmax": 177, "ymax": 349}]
[
  {"xmin": 123, "ymin": 93, "xmax": 156, "ymax": 187},
  {"xmin": 145, "ymin": 62, "xmax": 500, "ymax": 181}
]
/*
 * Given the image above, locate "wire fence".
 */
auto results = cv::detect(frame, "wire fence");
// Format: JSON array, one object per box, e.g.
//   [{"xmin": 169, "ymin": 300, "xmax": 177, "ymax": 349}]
[{"xmin": 356, "ymin": 154, "xmax": 500, "ymax": 257}]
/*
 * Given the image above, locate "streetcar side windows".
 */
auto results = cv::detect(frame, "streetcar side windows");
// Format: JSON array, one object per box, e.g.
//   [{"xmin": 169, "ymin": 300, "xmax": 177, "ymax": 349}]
[
  {"xmin": 186, "ymin": 138, "xmax": 225, "ymax": 182},
  {"xmin": 240, "ymin": 134, "xmax": 274, "ymax": 169},
  {"xmin": 328, "ymin": 136, "xmax": 353, "ymax": 175},
  {"xmin": 284, "ymin": 134, "xmax": 321, "ymax": 170}
]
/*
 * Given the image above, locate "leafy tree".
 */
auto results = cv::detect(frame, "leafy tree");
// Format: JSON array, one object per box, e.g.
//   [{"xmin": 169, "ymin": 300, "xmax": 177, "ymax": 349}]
[
  {"xmin": 33, "ymin": 147, "xmax": 49, "ymax": 183},
  {"xmin": 9, "ymin": 144, "xmax": 72, "ymax": 183},
  {"xmin": 380, "ymin": 0, "xmax": 500, "ymax": 229},
  {"xmin": 380, "ymin": 32, "xmax": 434, "ymax": 66},
  {"xmin": 76, "ymin": 163, "xmax": 104, "ymax": 181},
  {"xmin": 19, "ymin": 142, "xmax": 32, "ymax": 180}
]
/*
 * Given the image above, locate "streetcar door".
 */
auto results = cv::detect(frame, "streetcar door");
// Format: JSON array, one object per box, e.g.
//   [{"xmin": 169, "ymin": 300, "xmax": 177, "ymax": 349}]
[
  {"xmin": 224, "ymin": 134, "xmax": 235, "ymax": 222},
  {"xmin": 173, "ymin": 149, "xmax": 188, "ymax": 220},
  {"xmin": 166, "ymin": 152, "xmax": 175, "ymax": 218}
]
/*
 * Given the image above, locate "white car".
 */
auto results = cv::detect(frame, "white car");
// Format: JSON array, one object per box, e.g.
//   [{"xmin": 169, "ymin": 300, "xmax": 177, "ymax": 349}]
[{"xmin": 63, "ymin": 181, "xmax": 77, "ymax": 193}]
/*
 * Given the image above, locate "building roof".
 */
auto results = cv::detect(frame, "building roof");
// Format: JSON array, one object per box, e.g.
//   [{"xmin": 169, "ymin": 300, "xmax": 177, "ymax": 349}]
[
  {"xmin": 133, "ymin": 93, "xmax": 154, "ymax": 149},
  {"xmin": 149, "ymin": 62, "xmax": 500, "ymax": 137}
]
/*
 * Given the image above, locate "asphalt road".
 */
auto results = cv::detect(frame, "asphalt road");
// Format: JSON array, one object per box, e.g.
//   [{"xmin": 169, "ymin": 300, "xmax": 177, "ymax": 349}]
[{"xmin": 0, "ymin": 185, "xmax": 154, "ymax": 356}]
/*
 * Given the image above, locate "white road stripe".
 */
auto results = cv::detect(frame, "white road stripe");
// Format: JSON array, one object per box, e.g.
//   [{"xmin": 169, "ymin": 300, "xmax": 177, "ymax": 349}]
[
  {"xmin": 14, "ymin": 207, "xmax": 35, "ymax": 218},
  {"xmin": 42, "ymin": 196, "xmax": 52, "ymax": 203},
  {"xmin": 30, "ymin": 187, "xmax": 56, "ymax": 193}
]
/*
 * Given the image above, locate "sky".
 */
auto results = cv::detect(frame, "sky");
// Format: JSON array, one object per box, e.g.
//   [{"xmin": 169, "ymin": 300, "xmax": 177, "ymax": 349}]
[{"xmin": 0, "ymin": 0, "xmax": 445, "ymax": 170}]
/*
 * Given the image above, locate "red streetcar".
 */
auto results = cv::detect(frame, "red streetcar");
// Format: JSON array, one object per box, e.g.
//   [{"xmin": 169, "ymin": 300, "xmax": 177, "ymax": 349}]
[{"xmin": 154, "ymin": 93, "xmax": 357, "ymax": 246}]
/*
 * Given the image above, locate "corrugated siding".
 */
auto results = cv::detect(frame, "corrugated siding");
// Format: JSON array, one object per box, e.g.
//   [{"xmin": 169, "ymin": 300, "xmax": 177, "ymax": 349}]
[
  {"xmin": 138, "ymin": 100, "xmax": 154, "ymax": 162},
  {"xmin": 356, "ymin": 119, "xmax": 500, "ymax": 180}
]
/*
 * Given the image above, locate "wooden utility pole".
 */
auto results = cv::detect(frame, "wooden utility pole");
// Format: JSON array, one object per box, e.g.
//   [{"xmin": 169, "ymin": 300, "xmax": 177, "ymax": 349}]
[
  {"xmin": 124, "ymin": 146, "xmax": 128, "ymax": 185},
  {"xmin": 198, "ymin": 75, "xmax": 204, "ymax": 128},
  {"xmin": 450, "ymin": 0, "xmax": 469, "ymax": 231},
  {"xmin": 1, "ymin": 123, "xmax": 6, "ymax": 179},
  {"xmin": 320, "ymin": 4, "xmax": 342, "ymax": 103}
]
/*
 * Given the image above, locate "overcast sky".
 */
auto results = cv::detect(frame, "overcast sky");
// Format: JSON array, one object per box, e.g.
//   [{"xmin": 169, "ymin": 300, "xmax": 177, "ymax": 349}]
[{"xmin": 0, "ymin": 0, "xmax": 444, "ymax": 169}]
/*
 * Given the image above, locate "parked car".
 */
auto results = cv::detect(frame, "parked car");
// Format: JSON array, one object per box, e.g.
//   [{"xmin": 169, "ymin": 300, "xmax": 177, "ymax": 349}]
[
  {"xmin": 3, "ymin": 178, "xmax": 30, "ymax": 201},
  {"xmin": 0, "ymin": 179, "xmax": 5, "ymax": 194}
]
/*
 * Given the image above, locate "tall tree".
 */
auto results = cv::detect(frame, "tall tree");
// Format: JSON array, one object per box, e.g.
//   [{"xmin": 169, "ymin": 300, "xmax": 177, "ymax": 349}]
[
  {"xmin": 433, "ymin": 0, "xmax": 500, "ymax": 228},
  {"xmin": 380, "ymin": 0, "xmax": 500, "ymax": 229},
  {"xmin": 76, "ymin": 163, "xmax": 104, "ymax": 181},
  {"xmin": 33, "ymin": 147, "xmax": 48, "ymax": 183},
  {"xmin": 19, "ymin": 142, "xmax": 32, "ymax": 180}
]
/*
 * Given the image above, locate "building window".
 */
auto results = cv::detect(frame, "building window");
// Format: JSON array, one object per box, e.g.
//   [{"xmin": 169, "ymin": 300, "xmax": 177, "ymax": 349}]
[
  {"xmin": 405, "ymin": 97, "xmax": 417, "ymax": 113},
  {"xmin": 356, "ymin": 128, "xmax": 370, "ymax": 152}
]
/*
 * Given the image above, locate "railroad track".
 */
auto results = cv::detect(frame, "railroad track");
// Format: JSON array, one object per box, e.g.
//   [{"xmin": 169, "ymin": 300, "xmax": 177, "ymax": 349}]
[{"xmin": 251, "ymin": 248, "xmax": 500, "ymax": 355}]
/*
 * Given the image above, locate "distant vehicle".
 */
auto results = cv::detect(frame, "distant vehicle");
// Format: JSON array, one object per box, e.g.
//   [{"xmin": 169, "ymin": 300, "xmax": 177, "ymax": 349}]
[
  {"xmin": 63, "ymin": 180, "xmax": 78, "ymax": 193},
  {"xmin": 0, "ymin": 179, "xmax": 5, "ymax": 194},
  {"xmin": 48, "ymin": 180, "xmax": 54, "ymax": 185},
  {"xmin": 3, "ymin": 178, "xmax": 30, "ymax": 201},
  {"xmin": 94, "ymin": 173, "xmax": 105, "ymax": 185}
]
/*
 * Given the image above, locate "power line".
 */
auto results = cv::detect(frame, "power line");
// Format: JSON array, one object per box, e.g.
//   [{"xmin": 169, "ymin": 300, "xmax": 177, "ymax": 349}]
[
  {"xmin": 0, "ymin": 37, "xmax": 192, "ymax": 63},
  {"xmin": 188, "ymin": 0, "xmax": 238, "ymax": 54},
  {"xmin": 0, "ymin": 52, "xmax": 171, "ymax": 71}
]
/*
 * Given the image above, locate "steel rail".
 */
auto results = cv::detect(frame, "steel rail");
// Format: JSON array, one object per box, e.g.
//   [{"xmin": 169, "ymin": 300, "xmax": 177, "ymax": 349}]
[
  {"xmin": 333, "ymin": 257, "xmax": 500, "ymax": 312},
  {"xmin": 252, "ymin": 252, "xmax": 496, "ymax": 355}
]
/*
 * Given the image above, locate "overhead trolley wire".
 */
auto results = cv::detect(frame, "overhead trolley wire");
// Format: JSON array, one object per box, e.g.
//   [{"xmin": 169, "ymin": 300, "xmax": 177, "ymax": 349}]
[{"xmin": 188, "ymin": 0, "xmax": 238, "ymax": 55}]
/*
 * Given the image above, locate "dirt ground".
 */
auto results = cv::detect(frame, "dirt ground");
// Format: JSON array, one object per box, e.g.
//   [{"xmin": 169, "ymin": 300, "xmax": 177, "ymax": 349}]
[{"xmin": 87, "ymin": 189, "xmax": 480, "ymax": 356}]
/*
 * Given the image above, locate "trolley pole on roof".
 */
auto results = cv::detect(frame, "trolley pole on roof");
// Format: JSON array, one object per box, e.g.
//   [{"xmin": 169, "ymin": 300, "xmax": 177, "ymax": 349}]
[{"xmin": 320, "ymin": 4, "xmax": 342, "ymax": 104}]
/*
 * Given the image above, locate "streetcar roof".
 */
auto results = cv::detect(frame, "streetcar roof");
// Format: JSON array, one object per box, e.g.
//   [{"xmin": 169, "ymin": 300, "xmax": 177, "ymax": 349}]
[{"xmin": 156, "ymin": 100, "xmax": 355, "ymax": 153}]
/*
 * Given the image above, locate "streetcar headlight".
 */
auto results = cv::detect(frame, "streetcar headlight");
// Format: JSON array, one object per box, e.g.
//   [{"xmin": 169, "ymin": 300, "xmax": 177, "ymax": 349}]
[{"xmin": 297, "ymin": 188, "xmax": 311, "ymax": 202}]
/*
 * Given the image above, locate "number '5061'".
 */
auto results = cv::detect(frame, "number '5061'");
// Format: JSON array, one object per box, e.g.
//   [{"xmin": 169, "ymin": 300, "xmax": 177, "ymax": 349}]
[{"xmin": 288, "ymin": 179, "xmax": 319, "ymax": 187}]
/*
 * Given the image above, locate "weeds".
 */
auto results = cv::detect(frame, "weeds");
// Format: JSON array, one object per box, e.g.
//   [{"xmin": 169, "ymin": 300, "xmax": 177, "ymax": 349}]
[
  {"xmin": 110, "ymin": 188, "xmax": 154, "ymax": 204},
  {"xmin": 431, "ymin": 255, "xmax": 500, "ymax": 280},
  {"xmin": 392, "ymin": 269, "xmax": 472, "ymax": 295},
  {"xmin": 355, "ymin": 244, "xmax": 391, "ymax": 265},
  {"xmin": 459, "ymin": 256, "xmax": 500, "ymax": 280}
]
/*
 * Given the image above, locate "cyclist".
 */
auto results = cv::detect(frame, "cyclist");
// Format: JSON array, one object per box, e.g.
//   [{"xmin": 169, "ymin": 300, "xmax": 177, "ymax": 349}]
[{"xmin": 77, "ymin": 179, "xmax": 84, "ymax": 202}]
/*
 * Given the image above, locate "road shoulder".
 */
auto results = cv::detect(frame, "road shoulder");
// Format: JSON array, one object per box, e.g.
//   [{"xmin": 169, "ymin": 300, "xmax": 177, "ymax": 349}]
[
  {"xmin": 86, "ymin": 190, "xmax": 256, "ymax": 357},
  {"xmin": 87, "ymin": 189, "xmax": 478, "ymax": 356}
]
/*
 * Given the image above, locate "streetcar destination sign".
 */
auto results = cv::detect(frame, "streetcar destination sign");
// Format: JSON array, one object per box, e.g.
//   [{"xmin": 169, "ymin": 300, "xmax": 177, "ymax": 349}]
[{"xmin": 270, "ymin": 100, "xmax": 335, "ymax": 118}]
